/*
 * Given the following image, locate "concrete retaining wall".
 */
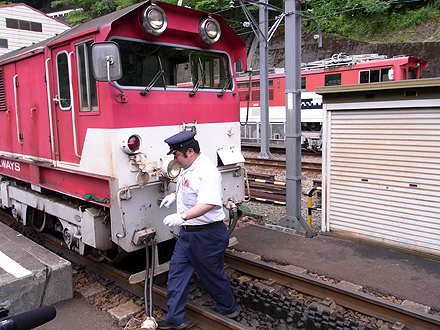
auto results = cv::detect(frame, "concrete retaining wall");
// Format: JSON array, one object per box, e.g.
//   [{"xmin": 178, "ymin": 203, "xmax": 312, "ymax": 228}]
[{"xmin": 244, "ymin": 28, "xmax": 440, "ymax": 78}]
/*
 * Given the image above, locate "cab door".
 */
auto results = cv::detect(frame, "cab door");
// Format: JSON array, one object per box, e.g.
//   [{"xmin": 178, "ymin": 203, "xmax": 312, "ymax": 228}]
[
  {"xmin": 51, "ymin": 45, "xmax": 81, "ymax": 164},
  {"xmin": 14, "ymin": 55, "xmax": 52, "ymax": 159}
]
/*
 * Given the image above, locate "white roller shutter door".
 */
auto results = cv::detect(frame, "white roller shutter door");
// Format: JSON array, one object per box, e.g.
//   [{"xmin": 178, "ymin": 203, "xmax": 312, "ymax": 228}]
[{"xmin": 326, "ymin": 108, "xmax": 440, "ymax": 253}]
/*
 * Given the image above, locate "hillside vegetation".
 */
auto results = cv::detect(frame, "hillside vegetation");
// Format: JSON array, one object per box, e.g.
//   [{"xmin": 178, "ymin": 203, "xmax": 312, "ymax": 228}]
[
  {"xmin": 191, "ymin": 0, "xmax": 440, "ymax": 44},
  {"xmin": 300, "ymin": 0, "xmax": 440, "ymax": 43},
  {"xmin": 45, "ymin": 0, "xmax": 440, "ymax": 43}
]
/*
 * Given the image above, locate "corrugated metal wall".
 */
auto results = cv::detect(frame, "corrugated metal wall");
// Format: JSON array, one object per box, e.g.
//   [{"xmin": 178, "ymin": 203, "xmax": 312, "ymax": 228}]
[{"xmin": 326, "ymin": 108, "xmax": 440, "ymax": 253}]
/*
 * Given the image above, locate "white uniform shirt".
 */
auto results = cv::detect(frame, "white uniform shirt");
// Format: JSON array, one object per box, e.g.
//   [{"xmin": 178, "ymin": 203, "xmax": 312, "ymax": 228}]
[{"xmin": 176, "ymin": 153, "xmax": 225, "ymax": 226}]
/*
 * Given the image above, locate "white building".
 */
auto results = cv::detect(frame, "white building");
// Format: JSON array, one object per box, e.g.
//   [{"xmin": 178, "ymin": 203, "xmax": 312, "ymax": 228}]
[
  {"xmin": 0, "ymin": 3, "xmax": 71, "ymax": 56},
  {"xmin": 47, "ymin": 9, "xmax": 74, "ymax": 22}
]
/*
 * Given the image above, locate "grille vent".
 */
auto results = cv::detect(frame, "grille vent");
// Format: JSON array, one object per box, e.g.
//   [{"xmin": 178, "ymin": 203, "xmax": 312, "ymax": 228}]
[{"xmin": 0, "ymin": 69, "xmax": 5, "ymax": 111}]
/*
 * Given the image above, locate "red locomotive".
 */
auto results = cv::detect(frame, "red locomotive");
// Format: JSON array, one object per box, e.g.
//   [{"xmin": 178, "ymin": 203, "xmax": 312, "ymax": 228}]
[
  {"xmin": 237, "ymin": 53, "xmax": 428, "ymax": 151},
  {"xmin": 0, "ymin": 1, "xmax": 246, "ymax": 268}
]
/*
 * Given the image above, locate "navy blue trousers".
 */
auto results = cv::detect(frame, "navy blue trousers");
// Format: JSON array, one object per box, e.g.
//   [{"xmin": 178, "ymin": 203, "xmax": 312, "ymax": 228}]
[{"xmin": 164, "ymin": 222, "xmax": 236, "ymax": 324}]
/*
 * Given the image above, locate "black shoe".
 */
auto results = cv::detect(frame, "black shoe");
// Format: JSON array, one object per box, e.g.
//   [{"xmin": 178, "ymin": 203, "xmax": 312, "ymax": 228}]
[
  {"xmin": 211, "ymin": 307, "xmax": 239, "ymax": 318},
  {"xmin": 157, "ymin": 320, "xmax": 188, "ymax": 329}
]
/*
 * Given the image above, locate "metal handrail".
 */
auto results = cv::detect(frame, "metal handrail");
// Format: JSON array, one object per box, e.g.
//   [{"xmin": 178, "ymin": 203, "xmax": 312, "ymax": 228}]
[
  {"xmin": 13, "ymin": 75, "xmax": 23, "ymax": 145},
  {"xmin": 68, "ymin": 52, "xmax": 81, "ymax": 159},
  {"xmin": 45, "ymin": 58, "xmax": 58, "ymax": 158}
]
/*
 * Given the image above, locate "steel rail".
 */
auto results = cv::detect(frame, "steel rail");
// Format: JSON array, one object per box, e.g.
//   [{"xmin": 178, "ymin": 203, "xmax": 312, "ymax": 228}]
[
  {"xmin": 245, "ymin": 157, "xmax": 287, "ymax": 167},
  {"xmin": 224, "ymin": 251, "xmax": 440, "ymax": 330}
]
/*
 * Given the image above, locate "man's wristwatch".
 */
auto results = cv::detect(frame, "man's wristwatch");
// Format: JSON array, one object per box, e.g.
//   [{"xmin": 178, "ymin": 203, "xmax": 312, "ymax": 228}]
[{"xmin": 180, "ymin": 212, "xmax": 187, "ymax": 220}]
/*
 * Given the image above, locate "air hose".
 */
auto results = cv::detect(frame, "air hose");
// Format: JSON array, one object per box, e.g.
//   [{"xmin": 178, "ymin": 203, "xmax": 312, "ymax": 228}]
[{"xmin": 141, "ymin": 239, "xmax": 157, "ymax": 329}]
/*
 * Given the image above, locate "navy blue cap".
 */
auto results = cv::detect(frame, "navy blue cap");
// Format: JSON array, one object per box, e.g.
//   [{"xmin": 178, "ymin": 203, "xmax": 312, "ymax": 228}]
[{"xmin": 165, "ymin": 131, "xmax": 197, "ymax": 155}]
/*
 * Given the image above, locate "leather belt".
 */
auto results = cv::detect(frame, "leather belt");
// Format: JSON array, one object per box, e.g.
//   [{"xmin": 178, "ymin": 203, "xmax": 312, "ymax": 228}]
[{"xmin": 181, "ymin": 221, "xmax": 222, "ymax": 232}]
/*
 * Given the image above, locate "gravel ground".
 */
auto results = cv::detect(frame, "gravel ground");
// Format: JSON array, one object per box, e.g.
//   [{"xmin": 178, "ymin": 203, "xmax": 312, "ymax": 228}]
[{"xmin": 240, "ymin": 150, "xmax": 322, "ymax": 232}]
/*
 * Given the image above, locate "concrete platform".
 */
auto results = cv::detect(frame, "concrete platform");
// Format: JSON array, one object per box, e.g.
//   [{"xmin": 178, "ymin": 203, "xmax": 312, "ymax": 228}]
[
  {"xmin": 34, "ymin": 297, "xmax": 121, "ymax": 330},
  {"xmin": 232, "ymin": 224, "xmax": 440, "ymax": 312},
  {"xmin": 0, "ymin": 222, "xmax": 72, "ymax": 315}
]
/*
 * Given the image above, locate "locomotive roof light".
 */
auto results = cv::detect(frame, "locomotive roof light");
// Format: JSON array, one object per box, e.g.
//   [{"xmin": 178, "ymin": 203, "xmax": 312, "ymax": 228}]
[
  {"xmin": 121, "ymin": 134, "xmax": 143, "ymax": 154},
  {"xmin": 141, "ymin": 4, "xmax": 167, "ymax": 37},
  {"xmin": 161, "ymin": 158, "xmax": 181, "ymax": 179},
  {"xmin": 199, "ymin": 16, "xmax": 221, "ymax": 45}
]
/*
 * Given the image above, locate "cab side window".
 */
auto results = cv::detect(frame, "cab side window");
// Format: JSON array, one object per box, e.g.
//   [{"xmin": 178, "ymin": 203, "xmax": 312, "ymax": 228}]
[
  {"xmin": 76, "ymin": 40, "xmax": 98, "ymax": 112},
  {"xmin": 56, "ymin": 51, "xmax": 71, "ymax": 110}
]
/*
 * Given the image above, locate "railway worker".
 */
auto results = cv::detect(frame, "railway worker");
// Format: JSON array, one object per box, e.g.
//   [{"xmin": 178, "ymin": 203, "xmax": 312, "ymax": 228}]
[{"xmin": 158, "ymin": 131, "xmax": 238, "ymax": 329}]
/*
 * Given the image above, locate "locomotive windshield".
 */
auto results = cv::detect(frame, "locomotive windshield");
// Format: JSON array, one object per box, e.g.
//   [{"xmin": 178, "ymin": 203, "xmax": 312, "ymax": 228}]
[{"xmin": 113, "ymin": 38, "xmax": 232, "ymax": 91}]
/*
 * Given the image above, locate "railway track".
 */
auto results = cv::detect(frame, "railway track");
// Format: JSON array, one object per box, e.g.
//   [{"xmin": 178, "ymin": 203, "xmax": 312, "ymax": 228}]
[
  {"xmin": 1, "ymin": 211, "xmax": 439, "ymax": 330},
  {"xmin": 243, "ymin": 152, "xmax": 322, "ymax": 204},
  {"xmin": 244, "ymin": 172, "xmax": 321, "ymax": 205},
  {"xmin": 246, "ymin": 176, "xmax": 287, "ymax": 204},
  {"xmin": 225, "ymin": 252, "xmax": 440, "ymax": 330},
  {"xmin": 0, "ymin": 210, "xmax": 245, "ymax": 329},
  {"xmin": 43, "ymin": 237, "xmax": 247, "ymax": 330},
  {"xmin": 244, "ymin": 157, "xmax": 322, "ymax": 172},
  {"xmin": 46, "ymin": 234, "xmax": 440, "ymax": 330},
  {"xmin": 241, "ymin": 146, "xmax": 322, "ymax": 156}
]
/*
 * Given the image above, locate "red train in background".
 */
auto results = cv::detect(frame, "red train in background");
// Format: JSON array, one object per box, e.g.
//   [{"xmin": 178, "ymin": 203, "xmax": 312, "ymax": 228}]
[
  {"xmin": 0, "ymin": 1, "xmax": 247, "ymax": 270},
  {"xmin": 237, "ymin": 53, "xmax": 428, "ymax": 151}
]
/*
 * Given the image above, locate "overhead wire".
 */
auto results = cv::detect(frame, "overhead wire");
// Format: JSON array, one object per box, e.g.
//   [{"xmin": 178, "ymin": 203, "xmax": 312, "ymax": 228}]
[{"xmin": 215, "ymin": 0, "xmax": 426, "ymax": 31}]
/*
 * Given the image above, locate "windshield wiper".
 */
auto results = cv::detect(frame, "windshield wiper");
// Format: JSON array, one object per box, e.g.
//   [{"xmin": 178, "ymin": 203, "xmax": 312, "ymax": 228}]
[
  {"xmin": 189, "ymin": 58, "xmax": 205, "ymax": 97},
  {"xmin": 217, "ymin": 76, "xmax": 234, "ymax": 97},
  {"xmin": 139, "ymin": 56, "xmax": 166, "ymax": 96}
]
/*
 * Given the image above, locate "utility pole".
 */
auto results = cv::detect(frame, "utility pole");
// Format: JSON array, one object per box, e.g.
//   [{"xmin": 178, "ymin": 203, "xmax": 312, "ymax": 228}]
[
  {"xmin": 239, "ymin": 0, "xmax": 319, "ymax": 236},
  {"xmin": 239, "ymin": 0, "xmax": 272, "ymax": 159},
  {"xmin": 258, "ymin": 0, "xmax": 272, "ymax": 159},
  {"xmin": 277, "ymin": 0, "xmax": 313, "ymax": 237}
]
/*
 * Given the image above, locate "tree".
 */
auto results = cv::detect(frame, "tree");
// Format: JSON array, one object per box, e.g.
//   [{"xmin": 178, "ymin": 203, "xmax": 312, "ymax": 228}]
[
  {"xmin": 4, "ymin": 0, "xmax": 53, "ymax": 12},
  {"xmin": 51, "ymin": 0, "xmax": 142, "ymax": 25}
]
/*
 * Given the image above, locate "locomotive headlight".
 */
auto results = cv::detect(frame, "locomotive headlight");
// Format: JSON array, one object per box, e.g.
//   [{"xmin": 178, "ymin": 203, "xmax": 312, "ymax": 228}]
[
  {"xmin": 161, "ymin": 158, "xmax": 181, "ymax": 179},
  {"xmin": 199, "ymin": 17, "xmax": 221, "ymax": 45},
  {"xmin": 121, "ymin": 134, "xmax": 142, "ymax": 154},
  {"xmin": 141, "ymin": 4, "xmax": 167, "ymax": 37}
]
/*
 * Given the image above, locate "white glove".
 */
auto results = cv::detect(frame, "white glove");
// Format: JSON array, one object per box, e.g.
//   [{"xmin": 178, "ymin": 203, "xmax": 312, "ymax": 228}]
[
  {"xmin": 160, "ymin": 193, "xmax": 176, "ymax": 208},
  {"xmin": 163, "ymin": 213, "xmax": 185, "ymax": 227}
]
